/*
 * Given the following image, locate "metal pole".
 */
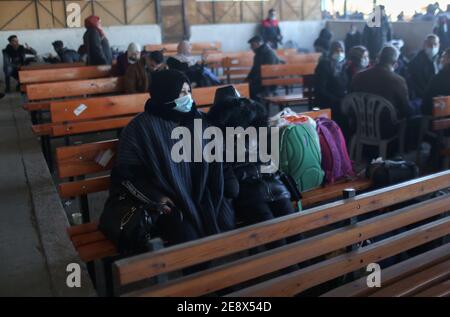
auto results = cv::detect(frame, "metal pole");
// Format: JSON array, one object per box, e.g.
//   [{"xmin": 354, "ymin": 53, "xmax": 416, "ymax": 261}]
[
  {"xmin": 34, "ymin": 0, "xmax": 40, "ymax": 29},
  {"xmin": 124, "ymin": 0, "xmax": 128, "ymax": 24}
]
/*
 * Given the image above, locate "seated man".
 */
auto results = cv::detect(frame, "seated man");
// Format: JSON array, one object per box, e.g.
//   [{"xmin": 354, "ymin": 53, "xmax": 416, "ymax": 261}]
[
  {"xmin": 117, "ymin": 42, "xmax": 141, "ymax": 76},
  {"xmin": 408, "ymin": 34, "xmax": 440, "ymax": 101},
  {"xmin": 3, "ymin": 35, "xmax": 36, "ymax": 92},
  {"xmin": 124, "ymin": 45, "xmax": 148, "ymax": 94},
  {"xmin": 51, "ymin": 41, "xmax": 81, "ymax": 63},
  {"xmin": 246, "ymin": 35, "xmax": 281, "ymax": 100},
  {"xmin": 351, "ymin": 45, "xmax": 412, "ymax": 139},
  {"xmin": 173, "ymin": 40, "xmax": 199, "ymax": 67},
  {"xmin": 422, "ymin": 48, "xmax": 450, "ymax": 115}
]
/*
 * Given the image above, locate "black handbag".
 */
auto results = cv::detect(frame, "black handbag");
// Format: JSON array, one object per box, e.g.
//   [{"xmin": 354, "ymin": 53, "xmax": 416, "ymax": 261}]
[
  {"xmin": 366, "ymin": 159, "xmax": 419, "ymax": 189},
  {"xmin": 98, "ymin": 181, "xmax": 182, "ymax": 255}
]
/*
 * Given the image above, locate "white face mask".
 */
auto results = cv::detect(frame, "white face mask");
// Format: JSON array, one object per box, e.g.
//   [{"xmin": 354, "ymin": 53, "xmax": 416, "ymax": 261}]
[
  {"xmin": 426, "ymin": 47, "xmax": 439, "ymax": 59},
  {"xmin": 332, "ymin": 52, "xmax": 345, "ymax": 63},
  {"xmin": 361, "ymin": 57, "xmax": 370, "ymax": 68}
]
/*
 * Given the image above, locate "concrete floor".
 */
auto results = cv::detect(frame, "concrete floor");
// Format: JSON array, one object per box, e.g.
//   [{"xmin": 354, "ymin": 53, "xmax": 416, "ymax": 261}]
[
  {"xmin": 0, "ymin": 93, "xmax": 94, "ymax": 296},
  {"xmin": 0, "ymin": 93, "xmax": 53, "ymax": 296}
]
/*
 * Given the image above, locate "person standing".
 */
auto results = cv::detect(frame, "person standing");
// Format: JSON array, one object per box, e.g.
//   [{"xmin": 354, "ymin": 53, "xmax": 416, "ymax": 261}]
[
  {"xmin": 83, "ymin": 15, "xmax": 112, "ymax": 66},
  {"xmin": 261, "ymin": 8, "xmax": 283, "ymax": 49},
  {"xmin": 362, "ymin": 5, "xmax": 392, "ymax": 61}
]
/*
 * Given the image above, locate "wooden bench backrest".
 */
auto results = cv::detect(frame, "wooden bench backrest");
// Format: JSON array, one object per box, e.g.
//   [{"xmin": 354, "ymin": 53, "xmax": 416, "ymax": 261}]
[
  {"xmin": 261, "ymin": 62, "xmax": 317, "ymax": 86},
  {"xmin": 432, "ymin": 96, "xmax": 450, "ymax": 131},
  {"xmin": 50, "ymin": 83, "xmax": 249, "ymax": 123},
  {"xmin": 19, "ymin": 65, "xmax": 113, "ymax": 85},
  {"xmin": 55, "ymin": 106, "xmax": 327, "ymax": 198},
  {"xmin": 26, "ymin": 77, "xmax": 124, "ymax": 101},
  {"xmin": 276, "ymin": 48, "xmax": 297, "ymax": 56},
  {"xmin": 112, "ymin": 171, "xmax": 450, "ymax": 296},
  {"xmin": 19, "ymin": 62, "xmax": 85, "ymax": 70},
  {"xmin": 285, "ymin": 53, "xmax": 322, "ymax": 64},
  {"xmin": 145, "ymin": 42, "xmax": 221, "ymax": 55}
]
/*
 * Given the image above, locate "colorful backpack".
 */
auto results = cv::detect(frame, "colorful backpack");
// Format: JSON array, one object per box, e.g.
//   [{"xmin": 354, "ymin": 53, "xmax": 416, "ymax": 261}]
[
  {"xmin": 279, "ymin": 119, "xmax": 324, "ymax": 193},
  {"xmin": 316, "ymin": 117, "xmax": 354, "ymax": 184}
]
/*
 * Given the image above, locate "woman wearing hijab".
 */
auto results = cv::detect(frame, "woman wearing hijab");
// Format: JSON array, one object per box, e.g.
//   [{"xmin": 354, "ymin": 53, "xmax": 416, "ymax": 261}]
[
  {"xmin": 105, "ymin": 69, "xmax": 235, "ymax": 248},
  {"xmin": 83, "ymin": 15, "xmax": 112, "ymax": 65}
]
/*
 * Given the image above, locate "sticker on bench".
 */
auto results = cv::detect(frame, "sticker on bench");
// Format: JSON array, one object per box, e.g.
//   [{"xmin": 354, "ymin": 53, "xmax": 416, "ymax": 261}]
[
  {"xmin": 73, "ymin": 104, "xmax": 87, "ymax": 116},
  {"xmin": 95, "ymin": 149, "xmax": 114, "ymax": 167},
  {"xmin": 434, "ymin": 99, "xmax": 446, "ymax": 110}
]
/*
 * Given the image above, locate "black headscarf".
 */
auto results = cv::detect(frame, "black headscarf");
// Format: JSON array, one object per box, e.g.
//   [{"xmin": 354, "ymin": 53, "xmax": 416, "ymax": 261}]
[{"xmin": 145, "ymin": 69, "xmax": 199, "ymax": 123}]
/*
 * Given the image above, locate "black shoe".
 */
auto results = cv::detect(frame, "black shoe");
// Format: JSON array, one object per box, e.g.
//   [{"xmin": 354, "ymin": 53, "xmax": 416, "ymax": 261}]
[{"xmin": 0, "ymin": 93, "xmax": 4, "ymax": 99}]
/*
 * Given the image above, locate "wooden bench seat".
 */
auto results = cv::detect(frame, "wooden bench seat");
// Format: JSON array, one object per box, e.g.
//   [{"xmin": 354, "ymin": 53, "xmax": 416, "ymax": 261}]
[{"xmin": 108, "ymin": 171, "xmax": 450, "ymax": 297}]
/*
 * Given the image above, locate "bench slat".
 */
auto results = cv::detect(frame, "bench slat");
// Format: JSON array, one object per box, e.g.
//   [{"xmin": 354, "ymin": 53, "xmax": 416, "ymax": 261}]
[
  {"xmin": 432, "ymin": 118, "xmax": 450, "ymax": 131},
  {"xmin": 226, "ymin": 218, "xmax": 450, "ymax": 297},
  {"xmin": 19, "ymin": 65, "xmax": 113, "ymax": 84},
  {"xmin": 370, "ymin": 259, "xmax": 450, "ymax": 297},
  {"xmin": 26, "ymin": 77, "xmax": 124, "ymax": 101},
  {"xmin": 322, "ymin": 243, "xmax": 450, "ymax": 297},
  {"xmin": 77, "ymin": 240, "xmax": 118, "ymax": 263},
  {"xmin": 114, "ymin": 172, "xmax": 450, "ymax": 287},
  {"xmin": 52, "ymin": 116, "xmax": 134, "ymax": 137},
  {"xmin": 414, "ymin": 279, "xmax": 450, "ymax": 297},
  {"xmin": 67, "ymin": 222, "xmax": 99, "ymax": 238},
  {"xmin": 50, "ymin": 93, "xmax": 149, "ymax": 123},
  {"xmin": 72, "ymin": 230, "xmax": 110, "ymax": 248},
  {"xmin": 56, "ymin": 139, "xmax": 118, "ymax": 178},
  {"xmin": 31, "ymin": 123, "xmax": 54, "ymax": 136},
  {"xmin": 59, "ymin": 175, "xmax": 111, "ymax": 198},
  {"xmin": 23, "ymin": 102, "xmax": 50, "ymax": 112},
  {"xmin": 261, "ymin": 63, "xmax": 317, "ymax": 78}
]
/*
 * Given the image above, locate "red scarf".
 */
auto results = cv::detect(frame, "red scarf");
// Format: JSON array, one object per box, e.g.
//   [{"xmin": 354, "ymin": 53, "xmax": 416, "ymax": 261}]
[
  {"xmin": 262, "ymin": 18, "xmax": 279, "ymax": 28},
  {"xmin": 85, "ymin": 15, "xmax": 105, "ymax": 38}
]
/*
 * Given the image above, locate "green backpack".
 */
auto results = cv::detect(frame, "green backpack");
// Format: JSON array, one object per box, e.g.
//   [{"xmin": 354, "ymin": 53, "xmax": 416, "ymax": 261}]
[{"xmin": 279, "ymin": 121, "xmax": 324, "ymax": 195}]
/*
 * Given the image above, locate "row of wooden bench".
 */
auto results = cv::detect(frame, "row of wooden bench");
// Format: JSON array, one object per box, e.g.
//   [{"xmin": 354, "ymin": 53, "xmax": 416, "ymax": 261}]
[{"xmin": 69, "ymin": 170, "xmax": 450, "ymax": 297}]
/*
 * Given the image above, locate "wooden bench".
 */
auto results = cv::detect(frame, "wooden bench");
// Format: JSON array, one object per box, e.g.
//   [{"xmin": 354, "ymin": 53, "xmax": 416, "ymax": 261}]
[
  {"xmin": 261, "ymin": 63, "xmax": 317, "ymax": 110},
  {"xmin": 144, "ymin": 42, "xmax": 221, "ymax": 56},
  {"xmin": 19, "ymin": 62, "xmax": 85, "ymax": 70},
  {"xmin": 60, "ymin": 108, "xmax": 372, "ymax": 268},
  {"xmin": 109, "ymin": 170, "xmax": 450, "ymax": 297},
  {"xmin": 285, "ymin": 53, "xmax": 322, "ymax": 64},
  {"xmin": 222, "ymin": 56, "xmax": 254, "ymax": 84},
  {"xmin": 19, "ymin": 65, "xmax": 115, "ymax": 91},
  {"xmin": 33, "ymin": 84, "xmax": 249, "ymax": 173},
  {"xmin": 432, "ymin": 96, "xmax": 450, "ymax": 168}
]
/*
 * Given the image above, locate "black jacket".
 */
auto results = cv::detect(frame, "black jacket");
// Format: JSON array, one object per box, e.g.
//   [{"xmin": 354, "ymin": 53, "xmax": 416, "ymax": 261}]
[
  {"xmin": 57, "ymin": 48, "xmax": 81, "ymax": 63},
  {"xmin": 422, "ymin": 65, "xmax": 450, "ymax": 115},
  {"xmin": 408, "ymin": 50, "xmax": 439, "ymax": 99},
  {"xmin": 345, "ymin": 31, "xmax": 362, "ymax": 53},
  {"xmin": 247, "ymin": 44, "xmax": 281, "ymax": 97},
  {"xmin": 362, "ymin": 17, "xmax": 392, "ymax": 60},
  {"xmin": 83, "ymin": 28, "xmax": 112, "ymax": 65},
  {"xmin": 434, "ymin": 23, "xmax": 450, "ymax": 51},
  {"xmin": 314, "ymin": 57, "xmax": 348, "ymax": 111},
  {"xmin": 207, "ymin": 98, "xmax": 290, "ymax": 206},
  {"xmin": 4, "ymin": 44, "xmax": 36, "ymax": 66}
]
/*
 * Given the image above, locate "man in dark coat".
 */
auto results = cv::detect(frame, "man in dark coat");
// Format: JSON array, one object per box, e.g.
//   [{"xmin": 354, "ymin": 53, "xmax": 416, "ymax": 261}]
[
  {"xmin": 261, "ymin": 8, "xmax": 283, "ymax": 49},
  {"xmin": 344, "ymin": 24, "xmax": 362, "ymax": 54},
  {"xmin": 362, "ymin": 5, "xmax": 392, "ymax": 61},
  {"xmin": 246, "ymin": 35, "xmax": 281, "ymax": 100},
  {"xmin": 3, "ymin": 35, "xmax": 36, "ymax": 92},
  {"xmin": 434, "ymin": 15, "xmax": 450, "ymax": 51},
  {"xmin": 422, "ymin": 48, "xmax": 450, "ymax": 115},
  {"xmin": 351, "ymin": 46, "xmax": 412, "ymax": 138},
  {"xmin": 408, "ymin": 34, "xmax": 440, "ymax": 100},
  {"xmin": 83, "ymin": 15, "xmax": 112, "ymax": 65},
  {"xmin": 52, "ymin": 40, "xmax": 81, "ymax": 63}
]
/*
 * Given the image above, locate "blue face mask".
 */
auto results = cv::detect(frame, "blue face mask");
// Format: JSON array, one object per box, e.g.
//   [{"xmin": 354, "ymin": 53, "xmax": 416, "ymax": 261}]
[{"xmin": 173, "ymin": 94, "xmax": 193, "ymax": 113}]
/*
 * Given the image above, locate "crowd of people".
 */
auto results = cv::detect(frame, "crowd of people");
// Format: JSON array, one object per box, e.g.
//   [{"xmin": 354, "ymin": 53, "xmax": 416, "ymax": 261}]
[{"xmin": 1, "ymin": 9, "xmax": 449, "ymax": 259}]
